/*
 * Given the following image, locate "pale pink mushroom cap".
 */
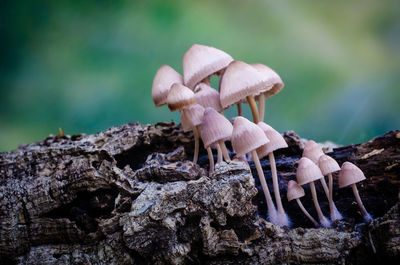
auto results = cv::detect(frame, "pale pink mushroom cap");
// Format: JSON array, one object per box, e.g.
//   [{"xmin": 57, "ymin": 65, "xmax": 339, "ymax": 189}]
[
  {"xmin": 296, "ymin": 157, "xmax": 324, "ymax": 185},
  {"xmin": 152, "ymin": 65, "xmax": 183, "ymax": 107},
  {"xmin": 256, "ymin": 122, "xmax": 288, "ymax": 159},
  {"xmin": 252, "ymin": 63, "xmax": 284, "ymax": 99},
  {"xmin": 287, "ymin": 180, "xmax": 305, "ymax": 201},
  {"xmin": 181, "ymin": 104, "xmax": 205, "ymax": 129},
  {"xmin": 201, "ymin": 107, "xmax": 233, "ymax": 148},
  {"xmin": 194, "ymin": 83, "xmax": 223, "ymax": 112},
  {"xmin": 219, "ymin": 61, "xmax": 270, "ymax": 109},
  {"xmin": 231, "ymin": 116, "xmax": 269, "ymax": 157},
  {"xmin": 180, "ymin": 111, "xmax": 192, "ymax": 132},
  {"xmin": 302, "ymin": 140, "xmax": 324, "ymax": 164},
  {"xmin": 318, "ymin": 154, "xmax": 340, "ymax": 176},
  {"xmin": 183, "ymin": 44, "xmax": 233, "ymax": 89},
  {"xmin": 338, "ymin": 162, "xmax": 366, "ymax": 188},
  {"xmin": 167, "ymin": 83, "xmax": 195, "ymax": 112}
]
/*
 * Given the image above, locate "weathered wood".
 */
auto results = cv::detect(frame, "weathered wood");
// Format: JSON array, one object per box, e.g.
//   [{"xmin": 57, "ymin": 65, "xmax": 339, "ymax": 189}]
[{"xmin": 0, "ymin": 122, "xmax": 399, "ymax": 264}]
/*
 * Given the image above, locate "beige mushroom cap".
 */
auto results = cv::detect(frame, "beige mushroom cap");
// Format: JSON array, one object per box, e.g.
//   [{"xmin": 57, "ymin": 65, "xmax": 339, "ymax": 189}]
[
  {"xmin": 318, "ymin": 154, "xmax": 340, "ymax": 175},
  {"xmin": 296, "ymin": 157, "xmax": 324, "ymax": 185},
  {"xmin": 201, "ymin": 107, "xmax": 233, "ymax": 148},
  {"xmin": 231, "ymin": 116, "xmax": 269, "ymax": 157},
  {"xmin": 167, "ymin": 83, "xmax": 195, "ymax": 112},
  {"xmin": 303, "ymin": 140, "xmax": 324, "ymax": 164},
  {"xmin": 287, "ymin": 180, "xmax": 305, "ymax": 201},
  {"xmin": 252, "ymin": 63, "xmax": 284, "ymax": 99},
  {"xmin": 338, "ymin": 162, "xmax": 366, "ymax": 188},
  {"xmin": 183, "ymin": 44, "xmax": 233, "ymax": 89},
  {"xmin": 194, "ymin": 83, "xmax": 223, "ymax": 112},
  {"xmin": 152, "ymin": 65, "xmax": 183, "ymax": 107},
  {"xmin": 219, "ymin": 61, "xmax": 270, "ymax": 109},
  {"xmin": 256, "ymin": 122, "xmax": 288, "ymax": 159}
]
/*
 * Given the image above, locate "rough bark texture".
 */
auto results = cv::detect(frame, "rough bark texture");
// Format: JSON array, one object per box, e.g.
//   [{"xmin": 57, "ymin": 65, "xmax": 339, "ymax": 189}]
[{"xmin": 0, "ymin": 122, "xmax": 399, "ymax": 264}]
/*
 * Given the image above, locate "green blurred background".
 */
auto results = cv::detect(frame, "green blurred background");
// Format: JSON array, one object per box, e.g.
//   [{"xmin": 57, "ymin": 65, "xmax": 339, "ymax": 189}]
[{"xmin": 1, "ymin": 0, "xmax": 399, "ymax": 151}]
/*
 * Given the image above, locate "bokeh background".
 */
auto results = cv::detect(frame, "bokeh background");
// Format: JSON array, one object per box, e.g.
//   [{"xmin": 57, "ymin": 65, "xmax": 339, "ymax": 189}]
[{"xmin": 1, "ymin": 0, "xmax": 399, "ymax": 151}]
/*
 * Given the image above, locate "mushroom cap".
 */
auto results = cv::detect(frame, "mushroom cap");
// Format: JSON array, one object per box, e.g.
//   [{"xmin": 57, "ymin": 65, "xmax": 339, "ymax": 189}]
[
  {"xmin": 256, "ymin": 122, "xmax": 288, "ymax": 159},
  {"xmin": 287, "ymin": 180, "xmax": 305, "ymax": 201},
  {"xmin": 180, "ymin": 111, "xmax": 191, "ymax": 132},
  {"xmin": 231, "ymin": 116, "xmax": 269, "ymax": 157},
  {"xmin": 338, "ymin": 162, "xmax": 366, "ymax": 188},
  {"xmin": 183, "ymin": 104, "xmax": 205, "ymax": 128},
  {"xmin": 252, "ymin": 63, "xmax": 284, "ymax": 99},
  {"xmin": 296, "ymin": 157, "xmax": 324, "ymax": 185},
  {"xmin": 167, "ymin": 83, "xmax": 195, "ymax": 112},
  {"xmin": 219, "ymin": 61, "xmax": 271, "ymax": 109},
  {"xmin": 200, "ymin": 107, "xmax": 233, "ymax": 148},
  {"xmin": 302, "ymin": 140, "xmax": 324, "ymax": 164},
  {"xmin": 152, "ymin": 65, "xmax": 183, "ymax": 107},
  {"xmin": 183, "ymin": 44, "xmax": 233, "ymax": 89},
  {"xmin": 194, "ymin": 83, "xmax": 223, "ymax": 112},
  {"xmin": 318, "ymin": 154, "xmax": 340, "ymax": 175}
]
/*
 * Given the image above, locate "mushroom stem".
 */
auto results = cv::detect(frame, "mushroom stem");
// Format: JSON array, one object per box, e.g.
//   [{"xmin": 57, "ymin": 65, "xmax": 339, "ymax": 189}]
[
  {"xmin": 268, "ymin": 152, "xmax": 288, "ymax": 226},
  {"xmin": 258, "ymin": 94, "xmax": 265, "ymax": 122},
  {"xmin": 217, "ymin": 144, "xmax": 223, "ymax": 163},
  {"xmin": 251, "ymin": 150, "xmax": 277, "ymax": 223},
  {"xmin": 351, "ymin": 183, "xmax": 373, "ymax": 223},
  {"xmin": 296, "ymin": 198, "xmax": 319, "ymax": 227},
  {"xmin": 246, "ymin": 95, "xmax": 259, "ymax": 124},
  {"xmin": 219, "ymin": 140, "xmax": 231, "ymax": 162},
  {"xmin": 237, "ymin": 103, "xmax": 242, "ymax": 116},
  {"xmin": 183, "ymin": 109, "xmax": 199, "ymax": 164},
  {"xmin": 206, "ymin": 147, "xmax": 214, "ymax": 176},
  {"xmin": 320, "ymin": 176, "xmax": 342, "ymax": 221},
  {"xmin": 310, "ymin": 181, "xmax": 331, "ymax": 228}
]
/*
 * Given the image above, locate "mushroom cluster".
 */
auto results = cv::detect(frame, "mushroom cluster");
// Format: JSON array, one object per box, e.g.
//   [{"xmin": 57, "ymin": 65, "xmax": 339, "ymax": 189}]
[{"xmin": 151, "ymin": 44, "xmax": 372, "ymax": 227}]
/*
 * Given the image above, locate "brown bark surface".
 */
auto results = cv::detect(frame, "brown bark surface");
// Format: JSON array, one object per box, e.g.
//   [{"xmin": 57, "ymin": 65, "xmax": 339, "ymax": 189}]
[{"xmin": 0, "ymin": 122, "xmax": 399, "ymax": 264}]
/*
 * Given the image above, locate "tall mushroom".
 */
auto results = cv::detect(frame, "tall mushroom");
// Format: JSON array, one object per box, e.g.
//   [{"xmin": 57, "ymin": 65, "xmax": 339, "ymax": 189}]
[
  {"xmin": 318, "ymin": 154, "xmax": 343, "ymax": 222},
  {"xmin": 296, "ymin": 157, "xmax": 331, "ymax": 228},
  {"xmin": 339, "ymin": 162, "xmax": 373, "ymax": 223},
  {"xmin": 183, "ymin": 44, "xmax": 233, "ymax": 90},
  {"xmin": 256, "ymin": 122, "xmax": 289, "ymax": 226},
  {"xmin": 251, "ymin": 64, "xmax": 284, "ymax": 122},
  {"xmin": 220, "ymin": 61, "xmax": 270, "ymax": 123},
  {"xmin": 231, "ymin": 117, "xmax": 278, "ymax": 224},
  {"xmin": 287, "ymin": 180, "xmax": 319, "ymax": 227},
  {"xmin": 152, "ymin": 65, "xmax": 183, "ymax": 107},
  {"xmin": 201, "ymin": 108, "xmax": 233, "ymax": 172},
  {"xmin": 167, "ymin": 83, "xmax": 199, "ymax": 163}
]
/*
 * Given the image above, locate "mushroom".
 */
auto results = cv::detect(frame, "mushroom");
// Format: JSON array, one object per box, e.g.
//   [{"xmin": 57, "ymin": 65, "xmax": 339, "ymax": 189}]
[
  {"xmin": 194, "ymin": 83, "xmax": 223, "ymax": 113},
  {"xmin": 201, "ymin": 108, "xmax": 233, "ymax": 174},
  {"xmin": 183, "ymin": 44, "xmax": 233, "ymax": 90},
  {"xmin": 303, "ymin": 140, "xmax": 341, "ymax": 220},
  {"xmin": 152, "ymin": 65, "xmax": 183, "ymax": 107},
  {"xmin": 231, "ymin": 117, "xmax": 278, "ymax": 224},
  {"xmin": 287, "ymin": 180, "xmax": 319, "ymax": 227},
  {"xmin": 339, "ymin": 162, "xmax": 373, "ymax": 223},
  {"xmin": 251, "ymin": 64, "xmax": 284, "ymax": 121},
  {"xmin": 318, "ymin": 154, "xmax": 343, "ymax": 222},
  {"xmin": 167, "ymin": 83, "xmax": 199, "ymax": 163},
  {"xmin": 256, "ymin": 122, "xmax": 289, "ymax": 226},
  {"xmin": 296, "ymin": 157, "xmax": 331, "ymax": 228},
  {"xmin": 219, "ymin": 61, "xmax": 271, "ymax": 123}
]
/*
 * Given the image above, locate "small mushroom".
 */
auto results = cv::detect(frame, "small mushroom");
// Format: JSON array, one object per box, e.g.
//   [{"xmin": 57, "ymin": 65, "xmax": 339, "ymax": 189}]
[
  {"xmin": 167, "ymin": 83, "xmax": 199, "ymax": 163},
  {"xmin": 287, "ymin": 180, "xmax": 319, "ymax": 227},
  {"xmin": 194, "ymin": 83, "xmax": 223, "ymax": 113},
  {"xmin": 251, "ymin": 64, "xmax": 284, "ymax": 121},
  {"xmin": 297, "ymin": 157, "xmax": 331, "ymax": 228},
  {"xmin": 152, "ymin": 65, "xmax": 183, "ymax": 107},
  {"xmin": 318, "ymin": 154, "xmax": 343, "ymax": 222},
  {"xmin": 231, "ymin": 117, "xmax": 278, "ymax": 224},
  {"xmin": 256, "ymin": 122, "xmax": 289, "ymax": 227},
  {"xmin": 183, "ymin": 44, "xmax": 233, "ymax": 90},
  {"xmin": 220, "ymin": 61, "xmax": 271, "ymax": 123},
  {"xmin": 201, "ymin": 108, "xmax": 233, "ymax": 174},
  {"xmin": 339, "ymin": 162, "xmax": 373, "ymax": 223}
]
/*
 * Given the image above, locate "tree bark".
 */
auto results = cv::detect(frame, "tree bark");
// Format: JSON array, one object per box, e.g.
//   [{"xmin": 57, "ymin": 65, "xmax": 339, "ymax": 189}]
[{"xmin": 0, "ymin": 122, "xmax": 399, "ymax": 264}]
